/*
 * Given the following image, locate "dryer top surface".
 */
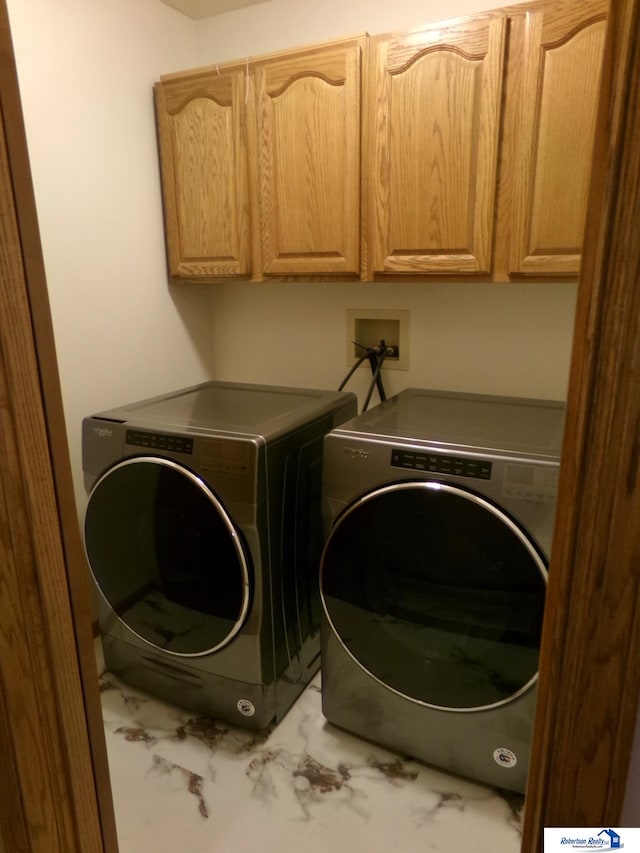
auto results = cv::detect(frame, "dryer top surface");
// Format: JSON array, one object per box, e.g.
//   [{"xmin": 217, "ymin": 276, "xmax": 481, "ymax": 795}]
[
  {"xmin": 333, "ymin": 388, "xmax": 566, "ymax": 458},
  {"xmin": 90, "ymin": 380, "xmax": 354, "ymax": 440}
]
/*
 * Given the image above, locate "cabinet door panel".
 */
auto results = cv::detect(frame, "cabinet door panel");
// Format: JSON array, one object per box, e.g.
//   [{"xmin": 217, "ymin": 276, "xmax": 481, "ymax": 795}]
[
  {"xmin": 508, "ymin": 1, "xmax": 607, "ymax": 275},
  {"xmin": 253, "ymin": 40, "xmax": 363, "ymax": 276},
  {"xmin": 366, "ymin": 14, "xmax": 506, "ymax": 277},
  {"xmin": 155, "ymin": 69, "xmax": 250, "ymax": 281}
]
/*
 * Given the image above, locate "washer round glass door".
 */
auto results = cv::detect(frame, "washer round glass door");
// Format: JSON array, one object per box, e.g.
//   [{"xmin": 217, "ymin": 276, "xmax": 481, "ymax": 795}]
[
  {"xmin": 84, "ymin": 457, "xmax": 251, "ymax": 656},
  {"xmin": 320, "ymin": 481, "xmax": 547, "ymax": 710}
]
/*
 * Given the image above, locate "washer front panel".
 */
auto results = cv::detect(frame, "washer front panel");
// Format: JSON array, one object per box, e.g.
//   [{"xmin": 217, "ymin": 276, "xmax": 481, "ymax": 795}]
[
  {"xmin": 84, "ymin": 457, "xmax": 251, "ymax": 656},
  {"xmin": 320, "ymin": 481, "xmax": 547, "ymax": 711}
]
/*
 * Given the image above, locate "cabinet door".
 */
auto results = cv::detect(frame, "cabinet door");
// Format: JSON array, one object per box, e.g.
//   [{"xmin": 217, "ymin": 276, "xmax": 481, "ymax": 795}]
[
  {"xmin": 252, "ymin": 39, "xmax": 363, "ymax": 277},
  {"xmin": 365, "ymin": 14, "xmax": 506, "ymax": 278},
  {"xmin": 507, "ymin": 0, "xmax": 607, "ymax": 276},
  {"xmin": 154, "ymin": 66, "xmax": 251, "ymax": 281}
]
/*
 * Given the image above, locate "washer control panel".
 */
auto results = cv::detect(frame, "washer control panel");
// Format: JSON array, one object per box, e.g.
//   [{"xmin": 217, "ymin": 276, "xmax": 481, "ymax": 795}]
[
  {"xmin": 126, "ymin": 429, "xmax": 194, "ymax": 455},
  {"xmin": 390, "ymin": 448, "xmax": 492, "ymax": 480}
]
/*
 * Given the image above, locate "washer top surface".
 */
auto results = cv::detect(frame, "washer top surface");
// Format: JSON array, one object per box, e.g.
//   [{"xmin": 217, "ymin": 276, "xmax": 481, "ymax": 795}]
[
  {"xmin": 90, "ymin": 380, "xmax": 353, "ymax": 440},
  {"xmin": 333, "ymin": 388, "xmax": 566, "ymax": 458}
]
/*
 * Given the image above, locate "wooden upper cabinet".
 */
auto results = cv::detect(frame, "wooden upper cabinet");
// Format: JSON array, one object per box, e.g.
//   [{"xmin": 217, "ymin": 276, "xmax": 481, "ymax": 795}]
[
  {"xmin": 506, "ymin": 0, "xmax": 607, "ymax": 276},
  {"xmin": 252, "ymin": 39, "xmax": 364, "ymax": 277},
  {"xmin": 153, "ymin": 0, "xmax": 607, "ymax": 284},
  {"xmin": 154, "ymin": 65, "xmax": 251, "ymax": 281},
  {"xmin": 365, "ymin": 14, "xmax": 507, "ymax": 278},
  {"xmin": 155, "ymin": 39, "xmax": 363, "ymax": 282}
]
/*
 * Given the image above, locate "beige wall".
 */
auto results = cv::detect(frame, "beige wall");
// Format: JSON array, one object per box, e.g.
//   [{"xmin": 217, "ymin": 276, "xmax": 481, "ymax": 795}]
[
  {"xmin": 193, "ymin": 0, "xmax": 577, "ymax": 409},
  {"xmin": 7, "ymin": 0, "xmax": 576, "ymax": 507},
  {"xmin": 206, "ymin": 280, "xmax": 577, "ymax": 406},
  {"xmin": 6, "ymin": 0, "xmax": 215, "ymax": 512},
  {"xmin": 192, "ymin": 0, "xmax": 531, "ymax": 65}
]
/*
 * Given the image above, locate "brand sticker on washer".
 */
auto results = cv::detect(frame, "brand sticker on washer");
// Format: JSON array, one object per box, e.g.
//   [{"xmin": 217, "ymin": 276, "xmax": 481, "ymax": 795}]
[
  {"xmin": 493, "ymin": 747, "xmax": 517, "ymax": 768},
  {"xmin": 237, "ymin": 699, "xmax": 256, "ymax": 717},
  {"xmin": 343, "ymin": 445, "xmax": 371, "ymax": 460},
  {"xmin": 93, "ymin": 426, "xmax": 113, "ymax": 439}
]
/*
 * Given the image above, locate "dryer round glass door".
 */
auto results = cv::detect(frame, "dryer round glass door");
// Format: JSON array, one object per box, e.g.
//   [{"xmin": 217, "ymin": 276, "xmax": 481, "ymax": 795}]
[
  {"xmin": 84, "ymin": 457, "xmax": 251, "ymax": 656},
  {"xmin": 320, "ymin": 481, "xmax": 547, "ymax": 711}
]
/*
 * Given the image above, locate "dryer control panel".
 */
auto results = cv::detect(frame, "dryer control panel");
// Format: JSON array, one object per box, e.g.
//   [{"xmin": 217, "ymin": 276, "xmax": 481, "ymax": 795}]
[
  {"xmin": 126, "ymin": 429, "xmax": 194, "ymax": 455},
  {"xmin": 390, "ymin": 449, "xmax": 492, "ymax": 480}
]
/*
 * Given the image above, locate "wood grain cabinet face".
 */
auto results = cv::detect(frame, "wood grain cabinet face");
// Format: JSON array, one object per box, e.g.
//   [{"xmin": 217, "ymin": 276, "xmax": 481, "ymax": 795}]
[
  {"xmin": 154, "ymin": 67, "xmax": 251, "ymax": 281},
  {"xmin": 506, "ymin": 0, "xmax": 608, "ymax": 276},
  {"xmin": 365, "ymin": 14, "xmax": 507, "ymax": 278},
  {"xmin": 153, "ymin": 0, "xmax": 606, "ymax": 284},
  {"xmin": 155, "ymin": 40, "xmax": 362, "ymax": 282},
  {"xmin": 252, "ymin": 40, "xmax": 363, "ymax": 277}
]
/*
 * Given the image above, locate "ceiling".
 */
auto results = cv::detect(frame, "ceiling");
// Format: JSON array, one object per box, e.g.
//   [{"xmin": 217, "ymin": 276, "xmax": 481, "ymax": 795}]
[{"xmin": 158, "ymin": 0, "xmax": 273, "ymax": 20}]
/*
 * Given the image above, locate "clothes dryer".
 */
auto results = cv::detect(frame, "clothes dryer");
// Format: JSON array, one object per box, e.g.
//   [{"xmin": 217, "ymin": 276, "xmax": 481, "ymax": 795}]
[
  {"xmin": 83, "ymin": 380, "xmax": 356, "ymax": 729},
  {"xmin": 319, "ymin": 388, "xmax": 564, "ymax": 791}
]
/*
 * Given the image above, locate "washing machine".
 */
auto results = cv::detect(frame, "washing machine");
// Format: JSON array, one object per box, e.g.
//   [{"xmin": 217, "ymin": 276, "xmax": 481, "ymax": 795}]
[
  {"xmin": 82, "ymin": 380, "xmax": 356, "ymax": 729},
  {"xmin": 319, "ymin": 388, "xmax": 565, "ymax": 792}
]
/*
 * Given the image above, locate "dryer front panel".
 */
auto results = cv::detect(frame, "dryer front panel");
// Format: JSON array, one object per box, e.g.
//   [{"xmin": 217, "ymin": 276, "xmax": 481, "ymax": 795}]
[
  {"xmin": 84, "ymin": 457, "xmax": 251, "ymax": 657},
  {"xmin": 320, "ymin": 481, "xmax": 547, "ymax": 711}
]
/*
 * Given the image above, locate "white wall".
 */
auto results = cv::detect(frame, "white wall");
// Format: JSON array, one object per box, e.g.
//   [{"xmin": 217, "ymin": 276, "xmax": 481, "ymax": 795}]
[
  {"xmin": 191, "ymin": 0, "xmax": 530, "ymax": 65},
  {"xmin": 188, "ymin": 0, "xmax": 577, "ymax": 408},
  {"xmin": 207, "ymin": 281, "xmax": 577, "ymax": 404},
  {"xmin": 6, "ymin": 0, "xmax": 577, "ymax": 503},
  {"xmin": 6, "ymin": 0, "xmax": 214, "ymax": 512}
]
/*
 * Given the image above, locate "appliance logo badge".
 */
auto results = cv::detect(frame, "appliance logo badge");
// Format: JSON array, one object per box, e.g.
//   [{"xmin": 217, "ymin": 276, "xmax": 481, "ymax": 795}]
[
  {"xmin": 493, "ymin": 747, "xmax": 517, "ymax": 769},
  {"xmin": 237, "ymin": 699, "xmax": 256, "ymax": 717},
  {"xmin": 343, "ymin": 445, "xmax": 371, "ymax": 461},
  {"xmin": 93, "ymin": 426, "xmax": 113, "ymax": 439}
]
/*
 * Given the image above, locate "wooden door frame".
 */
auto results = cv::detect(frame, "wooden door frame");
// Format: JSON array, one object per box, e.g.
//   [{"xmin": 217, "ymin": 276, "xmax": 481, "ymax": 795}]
[
  {"xmin": 0, "ymin": 0, "xmax": 638, "ymax": 849},
  {"xmin": 0, "ymin": 1, "xmax": 118, "ymax": 850},
  {"xmin": 522, "ymin": 0, "xmax": 640, "ymax": 843}
]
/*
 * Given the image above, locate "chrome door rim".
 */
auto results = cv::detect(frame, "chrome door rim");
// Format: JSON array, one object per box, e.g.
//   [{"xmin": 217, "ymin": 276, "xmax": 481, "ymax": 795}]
[
  {"xmin": 320, "ymin": 479, "xmax": 548, "ymax": 712},
  {"xmin": 84, "ymin": 455, "xmax": 251, "ymax": 657}
]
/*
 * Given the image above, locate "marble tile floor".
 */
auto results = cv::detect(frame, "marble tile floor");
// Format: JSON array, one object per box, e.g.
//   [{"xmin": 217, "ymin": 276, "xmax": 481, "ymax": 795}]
[{"xmin": 98, "ymin": 645, "xmax": 525, "ymax": 853}]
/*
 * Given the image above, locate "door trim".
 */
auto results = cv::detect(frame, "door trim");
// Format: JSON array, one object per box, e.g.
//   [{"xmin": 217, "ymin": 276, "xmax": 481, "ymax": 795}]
[
  {"xmin": 522, "ymin": 0, "xmax": 640, "ymax": 843},
  {"xmin": 0, "ymin": 1, "xmax": 118, "ymax": 849}
]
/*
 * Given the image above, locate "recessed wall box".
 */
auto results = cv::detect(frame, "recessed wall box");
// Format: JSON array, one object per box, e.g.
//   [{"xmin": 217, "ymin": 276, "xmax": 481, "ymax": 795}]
[{"xmin": 346, "ymin": 308, "xmax": 409, "ymax": 371}]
